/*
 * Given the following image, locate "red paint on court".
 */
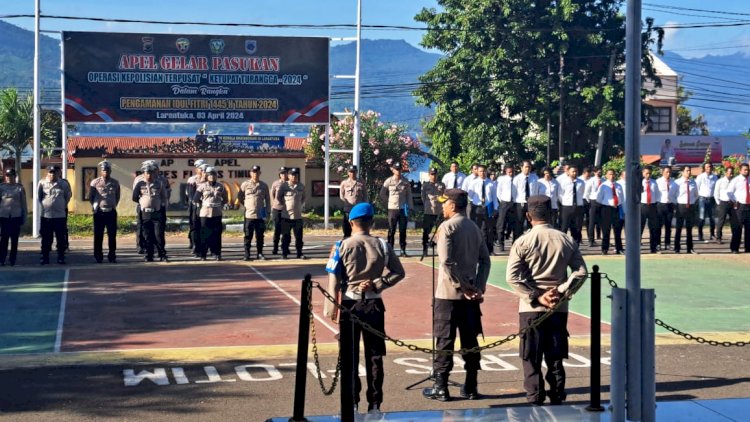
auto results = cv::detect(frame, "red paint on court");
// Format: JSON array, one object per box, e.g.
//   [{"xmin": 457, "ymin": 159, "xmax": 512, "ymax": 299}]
[{"xmin": 61, "ymin": 263, "xmax": 604, "ymax": 352}]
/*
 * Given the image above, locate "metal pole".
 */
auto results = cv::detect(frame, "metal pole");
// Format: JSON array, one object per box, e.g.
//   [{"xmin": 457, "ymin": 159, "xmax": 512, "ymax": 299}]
[
  {"xmin": 352, "ymin": 0, "xmax": 362, "ymax": 169},
  {"xmin": 289, "ymin": 274, "xmax": 312, "ymax": 422},
  {"xmin": 339, "ymin": 304, "xmax": 354, "ymax": 422},
  {"xmin": 610, "ymin": 287, "xmax": 627, "ymax": 422},
  {"xmin": 324, "ymin": 123, "xmax": 331, "ymax": 229},
  {"xmin": 594, "ymin": 53, "xmax": 617, "ymax": 167},
  {"xmin": 60, "ymin": 36, "xmax": 68, "ymax": 179},
  {"xmin": 558, "ymin": 53, "xmax": 565, "ymax": 163},
  {"xmin": 625, "ymin": 0, "xmax": 643, "ymax": 420},
  {"xmin": 32, "ymin": 0, "xmax": 42, "ymax": 238},
  {"xmin": 642, "ymin": 289, "xmax": 656, "ymax": 422},
  {"xmin": 586, "ymin": 265, "xmax": 605, "ymax": 412}
]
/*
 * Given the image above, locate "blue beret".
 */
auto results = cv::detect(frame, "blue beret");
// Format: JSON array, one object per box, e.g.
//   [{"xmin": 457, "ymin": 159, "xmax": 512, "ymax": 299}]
[{"xmin": 349, "ymin": 202, "xmax": 374, "ymax": 220}]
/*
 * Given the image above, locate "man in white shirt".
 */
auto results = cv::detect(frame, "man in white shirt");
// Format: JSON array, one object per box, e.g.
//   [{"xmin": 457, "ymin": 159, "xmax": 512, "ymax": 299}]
[
  {"xmin": 656, "ymin": 166, "xmax": 677, "ymax": 251},
  {"xmin": 673, "ymin": 166, "xmax": 699, "ymax": 254},
  {"xmin": 461, "ymin": 163, "xmax": 479, "ymax": 192},
  {"xmin": 595, "ymin": 169, "xmax": 625, "ymax": 255},
  {"xmin": 616, "ymin": 171, "xmax": 627, "ymax": 245},
  {"xmin": 726, "ymin": 163, "xmax": 750, "ymax": 253},
  {"xmin": 695, "ymin": 162, "xmax": 718, "ymax": 242},
  {"xmin": 640, "ymin": 166, "xmax": 660, "ymax": 253},
  {"xmin": 494, "ymin": 165, "xmax": 516, "ymax": 251},
  {"xmin": 536, "ymin": 167, "xmax": 561, "ymax": 228},
  {"xmin": 442, "ymin": 161, "xmax": 466, "ymax": 191},
  {"xmin": 467, "ymin": 165, "xmax": 497, "ymax": 253},
  {"xmin": 558, "ymin": 165, "xmax": 585, "ymax": 243},
  {"xmin": 583, "ymin": 167, "xmax": 603, "ymax": 246},
  {"xmin": 714, "ymin": 166, "xmax": 734, "ymax": 245},
  {"xmin": 579, "ymin": 166, "xmax": 592, "ymax": 240},
  {"xmin": 511, "ymin": 160, "xmax": 539, "ymax": 240}
]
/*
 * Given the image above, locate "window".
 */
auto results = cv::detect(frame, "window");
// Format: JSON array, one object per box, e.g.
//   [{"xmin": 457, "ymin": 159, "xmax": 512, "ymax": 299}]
[{"xmin": 647, "ymin": 107, "xmax": 672, "ymax": 133}]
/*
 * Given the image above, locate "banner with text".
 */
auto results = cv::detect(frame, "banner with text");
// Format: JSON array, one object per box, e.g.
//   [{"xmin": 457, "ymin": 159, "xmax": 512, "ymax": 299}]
[
  {"xmin": 641, "ymin": 135, "xmax": 749, "ymax": 165},
  {"xmin": 63, "ymin": 32, "xmax": 329, "ymax": 124}
]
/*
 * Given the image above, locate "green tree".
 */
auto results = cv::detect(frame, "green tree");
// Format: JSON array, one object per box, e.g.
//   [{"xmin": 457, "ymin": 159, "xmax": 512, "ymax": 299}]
[
  {"xmin": 0, "ymin": 88, "xmax": 57, "ymax": 182},
  {"xmin": 414, "ymin": 0, "xmax": 663, "ymax": 169},
  {"xmin": 306, "ymin": 111, "xmax": 425, "ymax": 206},
  {"xmin": 676, "ymin": 85, "xmax": 709, "ymax": 136}
]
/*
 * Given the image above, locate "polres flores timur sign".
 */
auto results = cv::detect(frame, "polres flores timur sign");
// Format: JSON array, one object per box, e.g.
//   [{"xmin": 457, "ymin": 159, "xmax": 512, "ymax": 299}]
[{"xmin": 63, "ymin": 32, "xmax": 329, "ymax": 124}]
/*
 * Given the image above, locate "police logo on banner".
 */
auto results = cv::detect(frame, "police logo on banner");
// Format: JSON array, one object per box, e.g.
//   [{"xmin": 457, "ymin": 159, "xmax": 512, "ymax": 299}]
[
  {"xmin": 244, "ymin": 40, "xmax": 257, "ymax": 55},
  {"xmin": 176, "ymin": 38, "xmax": 190, "ymax": 54},
  {"xmin": 141, "ymin": 36, "xmax": 154, "ymax": 53},
  {"xmin": 209, "ymin": 39, "xmax": 225, "ymax": 55}
]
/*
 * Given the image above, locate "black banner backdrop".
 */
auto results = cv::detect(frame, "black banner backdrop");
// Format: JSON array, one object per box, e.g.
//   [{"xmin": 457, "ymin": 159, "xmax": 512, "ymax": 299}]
[{"xmin": 63, "ymin": 32, "xmax": 329, "ymax": 124}]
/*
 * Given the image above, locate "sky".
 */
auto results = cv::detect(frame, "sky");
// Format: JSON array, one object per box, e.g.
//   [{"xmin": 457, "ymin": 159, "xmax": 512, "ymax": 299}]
[{"xmin": 1, "ymin": 0, "xmax": 749, "ymax": 58}]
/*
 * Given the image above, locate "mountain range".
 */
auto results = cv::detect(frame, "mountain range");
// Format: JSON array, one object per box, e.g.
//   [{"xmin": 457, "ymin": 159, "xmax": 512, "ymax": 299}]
[{"xmin": 0, "ymin": 20, "xmax": 747, "ymax": 135}]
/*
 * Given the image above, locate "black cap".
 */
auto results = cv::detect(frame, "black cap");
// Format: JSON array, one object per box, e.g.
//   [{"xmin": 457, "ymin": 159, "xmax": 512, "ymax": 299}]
[
  {"xmin": 428, "ymin": 167, "xmax": 438, "ymax": 175},
  {"xmin": 251, "ymin": 165, "xmax": 261, "ymax": 172},
  {"xmin": 279, "ymin": 166, "xmax": 288, "ymax": 174},
  {"xmin": 47, "ymin": 165, "xmax": 59, "ymax": 172},
  {"xmin": 5, "ymin": 168, "xmax": 16, "ymax": 176},
  {"xmin": 390, "ymin": 161, "xmax": 402, "ymax": 170},
  {"xmin": 438, "ymin": 188, "xmax": 468, "ymax": 208},
  {"xmin": 348, "ymin": 165, "xmax": 357, "ymax": 173},
  {"xmin": 98, "ymin": 160, "xmax": 111, "ymax": 170},
  {"xmin": 527, "ymin": 195, "xmax": 552, "ymax": 214},
  {"xmin": 289, "ymin": 167, "xmax": 300, "ymax": 175}
]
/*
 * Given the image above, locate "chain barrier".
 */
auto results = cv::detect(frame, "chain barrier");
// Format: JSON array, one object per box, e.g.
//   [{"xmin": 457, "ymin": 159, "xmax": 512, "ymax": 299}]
[
  {"xmin": 307, "ymin": 283, "xmax": 341, "ymax": 395},
  {"xmin": 601, "ymin": 273, "xmax": 748, "ymax": 347},
  {"xmin": 312, "ymin": 276, "xmax": 587, "ymax": 357}
]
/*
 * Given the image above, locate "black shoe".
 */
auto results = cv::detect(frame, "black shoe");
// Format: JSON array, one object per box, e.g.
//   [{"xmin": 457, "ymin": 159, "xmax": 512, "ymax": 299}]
[
  {"xmin": 550, "ymin": 398, "xmax": 563, "ymax": 405},
  {"xmin": 731, "ymin": 250, "xmax": 739, "ymax": 254},
  {"xmin": 367, "ymin": 403, "xmax": 382, "ymax": 414},
  {"xmin": 459, "ymin": 386, "xmax": 481, "ymax": 400},
  {"xmin": 698, "ymin": 235, "xmax": 704, "ymax": 242},
  {"xmin": 718, "ymin": 238, "xmax": 723, "ymax": 244},
  {"xmin": 200, "ymin": 256, "xmax": 207, "ymax": 261},
  {"xmin": 615, "ymin": 249, "xmax": 624, "ymax": 255},
  {"xmin": 400, "ymin": 249, "xmax": 408, "ymax": 257},
  {"xmin": 9, "ymin": 261, "xmax": 14, "ymax": 267},
  {"xmin": 422, "ymin": 386, "xmax": 450, "ymax": 402},
  {"xmin": 297, "ymin": 254, "xmax": 307, "ymax": 260},
  {"xmin": 282, "ymin": 254, "xmax": 288, "ymax": 260},
  {"xmin": 601, "ymin": 250, "xmax": 608, "ymax": 255},
  {"xmin": 145, "ymin": 256, "xmax": 154, "ymax": 262},
  {"xmin": 688, "ymin": 249, "xmax": 699, "ymax": 255},
  {"xmin": 215, "ymin": 255, "xmax": 222, "ymax": 261},
  {"xmin": 160, "ymin": 256, "xmax": 169, "ymax": 262},
  {"xmin": 529, "ymin": 400, "xmax": 545, "ymax": 407},
  {"xmin": 95, "ymin": 258, "xmax": 103, "ymax": 264},
  {"xmin": 588, "ymin": 241, "xmax": 595, "ymax": 247},
  {"xmin": 272, "ymin": 248, "xmax": 278, "ymax": 255},
  {"xmin": 108, "ymin": 257, "xmax": 117, "ymax": 263},
  {"xmin": 40, "ymin": 257, "xmax": 49, "ymax": 265},
  {"xmin": 257, "ymin": 253, "xmax": 266, "ymax": 261},
  {"xmin": 243, "ymin": 256, "xmax": 251, "ymax": 261},
  {"xmin": 57, "ymin": 258, "xmax": 66, "ymax": 265},
  {"xmin": 137, "ymin": 248, "xmax": 145, "ymax": 255}
]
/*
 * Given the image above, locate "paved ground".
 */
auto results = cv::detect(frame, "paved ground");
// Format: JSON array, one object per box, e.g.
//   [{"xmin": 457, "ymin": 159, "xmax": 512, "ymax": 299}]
[{"xmin": 0, "ymin": 231, "xmax": 748, "ymax": 421}]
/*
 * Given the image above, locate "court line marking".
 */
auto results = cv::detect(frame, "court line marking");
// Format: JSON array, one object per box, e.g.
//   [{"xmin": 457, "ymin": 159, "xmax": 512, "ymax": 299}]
[
  {"xmin": 248, "ymin": 265, "xmax": 339, "ymax": 335},
  {"xmin": 416, "ymin": 260, "xmax": 610, "ymax": 325},
  {"xmin": 54, "ymin": 269, "xmax": 70, "ymax": 353}
]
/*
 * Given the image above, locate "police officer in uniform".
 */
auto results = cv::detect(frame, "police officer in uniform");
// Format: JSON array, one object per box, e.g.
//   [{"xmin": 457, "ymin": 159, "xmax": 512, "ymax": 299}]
[
  {"xmin": 194, "ymin": 166, "xmax": 228, "ymax": 260},
  {"xmin": 150, "ymin": 160, "xmax": 171, "ymax": 256},
  {"xmin": 339, "ymin": 165, "xmax": 366, "ymax": 239},
  {"xmin": 326, "ymin": 202, "xmax": 406, "ymax": 414},
  {"xmin": 714, "ymin": 166, "xmax": 734, "ymax": 245},
  {"xmin": 420, "ymin": 167, "xmax": 445, "ymax": 256},
  {"xmin": 423, "ymin": 189, "xmax": 491, "ymax": 402},
  {"xmin": 133, "ymin": 164, "xmax": 169, "ymax": 262},
  {"xmin": 277, "ymin": 167, "xmax": 306, "ymax": 259},
  {"xmin": 506, "ymin": 195, "xmax": 587, "ymax": 406},
  {"xmin": 186, "ymin": 159, "xmax": 206, "ymax": 254},
  {"xmin": 238, "ymin": 165, "xmax": 271, "ymax": 260},
  {"xmin": 0, "ymin": 168, "xmax": 27, "ymax": 266},
  {"xmin": 38, "ymin": 165, "xmax": 72, "ymax": 265},
  {"xmin": 270, "ymin": 167, "xmax": 288, "ymax": 255},
  {"xmin": 89, "ymin": 161, "xmax": 121, "ymax": 263},
  {"xmin": 379, "ymin": 161, "xmax": 413, "ymax": 256}
]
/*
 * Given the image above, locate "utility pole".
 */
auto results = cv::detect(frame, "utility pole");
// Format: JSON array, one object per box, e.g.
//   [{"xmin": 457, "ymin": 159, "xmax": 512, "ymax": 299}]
[
  {"xmin": 32, "ymin": 0, "xmax": 41, "ymax": 238},
  {"xmin": 558, "ymin": 53, "xmax": 565, "ymax": 163}
]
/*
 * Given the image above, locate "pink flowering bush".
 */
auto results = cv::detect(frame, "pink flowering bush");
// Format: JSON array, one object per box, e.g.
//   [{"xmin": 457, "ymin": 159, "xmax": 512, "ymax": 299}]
[{"xmin": 305, "ymin": 110, "xmax": 424, "ymax": 203}]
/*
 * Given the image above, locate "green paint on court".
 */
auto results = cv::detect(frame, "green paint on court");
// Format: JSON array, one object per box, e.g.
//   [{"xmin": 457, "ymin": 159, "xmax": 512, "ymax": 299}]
[
  {"xmin": 0, "ymin": 270, "xmax": 65, "ymax": 354},
  {"xmin": 487, "ymin": 256, "xmax": 750, "ymax": 333}
]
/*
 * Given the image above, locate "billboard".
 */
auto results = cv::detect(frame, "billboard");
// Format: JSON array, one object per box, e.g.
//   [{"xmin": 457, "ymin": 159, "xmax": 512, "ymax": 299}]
[
  {"xmin": 196, "ymin": 134, "xmax": 284, "ymax": 149},
  {"xmin": 63, "ymin": 32, "xmax": 329, "ymax": 124},
  {"xmin": 641, "ymin": 135, "xmax": 749, "ymax": 165}
]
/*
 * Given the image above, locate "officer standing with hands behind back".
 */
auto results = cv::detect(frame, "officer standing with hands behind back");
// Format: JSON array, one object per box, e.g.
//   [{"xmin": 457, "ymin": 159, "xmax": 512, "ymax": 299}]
[
  {"xmin": 339, "ymin": 165, "xmax": 366, "ymax": 239},
  {"xmin": 270, "ymin": 167, "xmax": 288, "ymax": 255},
  {"xmin": 379, "ymin": 161, "xmax": 413, "ymax": 257},
  {"xmin": 238, "ymin": 165, "xmax": 271, "ymax": 260},
  {"xmin": 420, "ymin": 167, "xmax": 445, "ymax": 257},
  {"xmin": 89, "ymin": 160, "xmax": 121, "ymax": 263},
  {"xmin": 0, "ymin": 168, "xmax": 27, "ymax": 267},
  {"xmin": 38, "ymin": 165, "xmax": 72, "ymax": 265}
]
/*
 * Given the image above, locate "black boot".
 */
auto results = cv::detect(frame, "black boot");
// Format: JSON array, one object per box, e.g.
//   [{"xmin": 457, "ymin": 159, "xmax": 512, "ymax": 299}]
[
  {"xmin": 460, "ymin": 370, "xmax": 481, "ymax": 400},
  {"xmin": 422, "ymin": 373, "xmax": 450, "ymax": 401}
]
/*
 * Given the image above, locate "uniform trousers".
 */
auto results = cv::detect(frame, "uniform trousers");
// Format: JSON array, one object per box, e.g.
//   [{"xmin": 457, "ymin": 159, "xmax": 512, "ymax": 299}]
[
  {"xmin": 587, "ymin": 201, "xmax": 602, "ymax": 243},
  {"xmin": 0, "ymin": 216, "xmax": 22, "ymax": 265},
  {"xmin": 674, "ymin": 204, "xmax": 696, "ymax": 252},
  {"xmin": 640, "ymin": 203, "xmax": 659, "ymax": 252},
  {"xmin": 519, "ymin": 312, "xmax": 569, "ymax": 404},
  {"xmin": 657, "ymin": 203, "xmax": 674, "ymax": 248},
  {"xmin": 243, "ymin": 218, "xmax": 265, "ymax": 257},
  {"xmin": 281, "ymin": 218, "xmax": 304, "ymax": 256},
  {"xmin": 188, "ymin": 204, "xmax": 201, "ymax": 252},
  {"xmin": 141, "ymin": 213, "xmax": 166, "ymax": 259},
  {"xmin": 272, "ymin": 209, "xmax": 283, "ymax": 253},
  {"xmin": 135, "ymin": 204, "xmax": 144, "ymax": 251},
  {"xmin": 40, "ymin": 217, "xmax": 67, "ymax": 259},
  {"xmin": 550, "ymin": 209, "xmax": 560, "ymax": 230},
  {"xmin": 697, "ymin": 196, "xmax": 716, "ymax": 238},
  {"xmin": 93, "ymin": 210, "xmax": 117, "ymax": 262},
  {"xmin": 513, "ymin": 203, "xmax": 529, "ymax": 241},
  {"xmin": 599, "ymin": 205, "xmax": 623, "ymax": 253},
  {"xmin": 387, "ymin": 209, "xmax": 408, "ymax": 249},
  {"xmin": 730, "ymin": 204, "xmax": 750, "ymax": 253},
  {"xmin": 560, "ymin": 205, "xmax": 583, "ymax": 244},
  {"xmin": 422, "ymin": 214, "xmax": 438, "ymax": 248},
  {"xmin": 433, "ymin": 299, "xmax": 482, "ymax": 375},
  {"xmin": 200, "ymin": 216, "xmax": 223, "ymax": 257},
  {"xmin": 469, "ymin": 206, "xmax": 494, "ymax": 251},
  {"xmin": 342, "ymin": 210, "xmax": 352, "ymax": 238},
  {"xmin": 341, "ymin": 298, "xmax": 386, "ymax": 407},
  {"xmin": 495, "ymin": 201, "xmax": 515, "ymax": 246},
  {"xmin": 716, "ymin": 200, "xmax": 734, "ymax": 241}
]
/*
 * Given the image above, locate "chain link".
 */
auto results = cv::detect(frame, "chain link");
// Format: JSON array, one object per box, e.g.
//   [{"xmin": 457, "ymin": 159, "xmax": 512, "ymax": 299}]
[
  {"xmin": 601, "ymin": 273, "xmax": 748, "ymax": 347},
  {"xmin": 307, "ymin": 283, "xmax": 341, "ymax": 395},
  {"xmin": 314, "ymin": 276, "xmax": 587, "ymax": 356}
]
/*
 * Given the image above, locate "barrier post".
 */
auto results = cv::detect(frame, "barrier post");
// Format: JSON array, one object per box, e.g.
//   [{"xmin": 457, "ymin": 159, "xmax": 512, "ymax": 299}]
[
  {"xmin": 642, "ymin": 289, "xmax": 656, "ymax": 422},
  {"xmin": 339, "ymin": 306, "xmax": 354, "ymax": 422},
  {"xmin": 289, "ymin": 274, "xmax": 312, "ymax": 422},
  {"xmin": 611, "ymin": 288, "xmax": 627, "ymax": 421},
  {"xmin": 586, "ymin": 265, "xmax": 605, "ymax": 412}
]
